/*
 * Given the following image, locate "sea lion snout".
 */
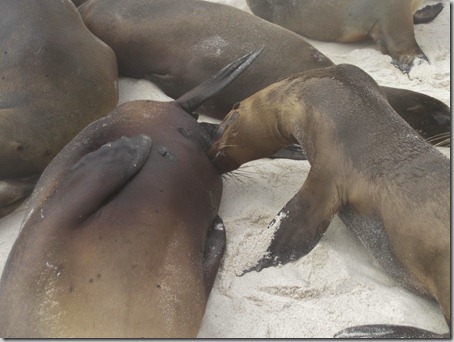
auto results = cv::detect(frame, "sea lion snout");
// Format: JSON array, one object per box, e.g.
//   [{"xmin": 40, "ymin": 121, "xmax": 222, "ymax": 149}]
[
  {"xmin": 208, "ymin": 140, "xmax": 240, "ymax": 174},
  {"xmin": 208, "ymin": 110, "xmax": 241, "ymax": 173}
]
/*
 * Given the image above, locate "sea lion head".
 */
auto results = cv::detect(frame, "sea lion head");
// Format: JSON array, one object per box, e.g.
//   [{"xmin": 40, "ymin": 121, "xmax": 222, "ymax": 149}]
[{"xmin": 208, "ymin": 83, "xmax": 298, "ymax": 173}]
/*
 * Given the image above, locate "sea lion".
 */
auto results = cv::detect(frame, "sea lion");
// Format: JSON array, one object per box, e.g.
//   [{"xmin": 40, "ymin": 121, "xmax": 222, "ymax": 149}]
[
  {"xmin": 78, "ymin": 0, "xmax": 330, "ymax": 120},
  {"xmin": 208, "ymin": 64, "xmax": 450, "ymax": 338},
  {"xmin": 247, "ymin": 0, "xmax": 444, "ymax": 73},
  {"xmin": 77, "ymin": 0, "xmax": 450, "ymax": 144},
  {"xmin": 0, "ymin": 0, "xmax": 118, "ymax": 217},
  {"xmin": 0, "ymin": 49, "xmax": 262, "ymax": 338}
]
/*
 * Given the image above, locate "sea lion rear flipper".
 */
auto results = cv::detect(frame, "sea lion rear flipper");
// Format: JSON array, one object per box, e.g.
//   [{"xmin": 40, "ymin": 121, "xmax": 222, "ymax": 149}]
[
  {"xmin": 202, "ymin": 215, "xmax": 226, "ymax": 295},
  {"xmin": 413, "ymin": 3, "xmax": 444, "ymax": 24},
  {"xmin": 175, "ymin": 47, "xmax": 264, "ymax": 114},
  {"xmin": 243, "ymin": 167, "xmax": 340, "ymax": 274},
  {"xmin": 46, "ymin": 135, "xmax": 152, "ymax": 225},
  {"xmin": 334, "ymin": 324, "xmax": 449, "ymax": 338}
]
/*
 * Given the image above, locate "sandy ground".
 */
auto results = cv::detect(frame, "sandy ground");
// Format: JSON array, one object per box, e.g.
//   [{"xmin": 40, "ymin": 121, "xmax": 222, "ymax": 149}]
[{"xmin": 0, "ymin": 0, "xmax": 450, "ymax": 338}]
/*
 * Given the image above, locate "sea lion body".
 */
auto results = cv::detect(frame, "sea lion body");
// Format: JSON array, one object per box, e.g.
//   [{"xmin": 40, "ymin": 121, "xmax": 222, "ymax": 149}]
[
  {"xmin": 208, "ymin": 64, "xmax": 450, "ymax": 338},
  {"xmin": 0, "ymin": 0, "xmax": 118, "ymax": 215},
  {"xmin": 0, "ymin": 102, "xmax": 224, "ymax": 338},
  {"xmin": 247, "ymin": 0, "xmax": 443, "ymax": 73},
  {"xmin": 0, "ymin": 48, "xmax": 263, "ymax": 338},
  {"xmin": 78, "ymin": 0, "xmax": 331, "ymax": 120},
  {"xmin": 77, "ymin": 0, "xmax": 449, "ymax": 144}
]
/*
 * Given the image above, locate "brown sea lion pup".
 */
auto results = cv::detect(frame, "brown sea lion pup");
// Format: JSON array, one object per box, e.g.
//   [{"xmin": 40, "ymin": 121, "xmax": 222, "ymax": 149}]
[
  {"xmin": 208, "ymin": 64, "xmax": 450, "ymax": 338},
  {"xmin": 77, "ymin": 0, "xmax": 449, "ymax": 145},
  {"xmin": 0, "ymin": 0, "xmax": 118, "ymax": 217},
  {"xmin": 247, "ymin": 0, "xmax": 443, "ymax": 73},
  {"xmin": 0, "ymin": 49, "xmax": 262, "ymax": 338}
]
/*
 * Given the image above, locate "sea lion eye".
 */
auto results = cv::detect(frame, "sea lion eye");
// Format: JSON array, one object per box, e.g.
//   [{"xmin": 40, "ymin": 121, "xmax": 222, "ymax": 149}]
[{"xmin": 232, "ymin": 102, "xmax": 240, "ymax": 109}]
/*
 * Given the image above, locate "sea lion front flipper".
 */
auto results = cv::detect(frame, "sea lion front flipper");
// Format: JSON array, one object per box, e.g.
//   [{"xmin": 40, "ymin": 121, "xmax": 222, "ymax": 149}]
[
  {"xmin": 45, "ymin": 135, "xmax": 152, "ymax": 225},
  {"xmin": 202, "ymin": 215, "xmax": 226, "ymax": 296},
  {"xmin": 244, "ymin": 167, "xmax": 340, "ymax": 274},
  {"xmin": 334, "ymin": 324, "xmax": 449, "ymax": 338},
  {"xmin": 270, "ymin": 144, "xmax": 306, "ymax": 160},
  {"xmin": 413, "ymin": 3, "xmax": 444, "ymax": 24}
]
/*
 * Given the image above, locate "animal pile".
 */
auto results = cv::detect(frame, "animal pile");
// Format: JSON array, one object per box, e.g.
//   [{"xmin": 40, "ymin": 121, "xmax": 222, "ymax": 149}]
[{"xmin": 0, "ymin": 0, "xmax": 450, "ymax": 338}]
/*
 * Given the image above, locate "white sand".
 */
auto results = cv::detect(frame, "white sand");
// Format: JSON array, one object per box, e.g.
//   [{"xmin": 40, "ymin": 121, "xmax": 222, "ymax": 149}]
[{"xmin": 0, "ymin": 0, "xmax": 450, "ymax": 338}]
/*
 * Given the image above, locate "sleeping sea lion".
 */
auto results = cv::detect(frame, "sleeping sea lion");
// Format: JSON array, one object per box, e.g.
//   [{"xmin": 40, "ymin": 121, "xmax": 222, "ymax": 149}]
[
  {"xmin": 0, "ymin": 0, "xmax": 118, "ymax": 217},
  {"xmin": 247, "ymin": 0, "xmax": 444, "ymax": 73},
  {"xmin": 77, "ymin": 0, "xmax": 450, "ymax": 145},
  {"xmin": 0, "ymin": 49, "xmax": 262, "ymax": 338},
  {"xmin": 208, "ymin": 64, "xmax": 450, "ymax": 338}
]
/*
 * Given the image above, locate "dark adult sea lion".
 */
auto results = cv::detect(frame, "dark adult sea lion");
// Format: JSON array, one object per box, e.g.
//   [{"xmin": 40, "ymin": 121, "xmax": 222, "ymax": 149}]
[
  {"xmin": 247, "ymin": 0, "xmax": 444, "ymax": 73},
  {"xmin": 78, "ymin": 0, "xmax": 330, "ymax": 120},
  {"xmin": 77, "ymin": 0, "xmax": 450, "ymax": 145},
  {"xmin": 0, "ymin": 49, "xmax": 262, "ymax": 338},
  {"xmin": 0, "ymin": 0, "xmax": 118, "ymax": 217},
  {"xmin": 208, "ymin": 64, "xmax": 450, "ymax": 338}
]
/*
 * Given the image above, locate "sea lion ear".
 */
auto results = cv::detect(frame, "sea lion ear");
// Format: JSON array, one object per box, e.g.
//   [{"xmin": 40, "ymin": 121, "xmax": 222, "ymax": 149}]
[
  {"xmin": 175, "ymin": 46, "xmax": 264, "ymax": 115},
  {"xmin": 45, "ymin": 135, "xmax": 152, "ymax": 225}
]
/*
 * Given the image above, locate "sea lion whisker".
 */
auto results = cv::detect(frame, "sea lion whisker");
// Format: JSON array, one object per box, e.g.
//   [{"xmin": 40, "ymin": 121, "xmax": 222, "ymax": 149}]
[
  {"xmin": 434, "ymin": 138, "xmax": 450, "ymax": 147},
  {"xmin": 427, "ymin": 132, "xmax": 450, "ymax": 140},
  {"xmin": 426, "ymin": 132, "xmax": 451, "ymax": 147},
  {"xmin": 222, "ymin": 169, "xmax": 255, "ymax": 185}
]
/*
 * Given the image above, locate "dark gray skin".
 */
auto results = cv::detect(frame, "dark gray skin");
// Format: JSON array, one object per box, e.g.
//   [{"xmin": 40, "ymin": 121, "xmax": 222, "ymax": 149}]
[
  {"xmin": 78, "ymin": 0, "xmax": 450, "ymax": 143},
  {"xmin": 0, "ymin": 0, "xmax": 118, "ymax": 217},
  {"xmin": 208, "ymin": 64, "xmax": 450, "ymax": 338},
  {"xmin": 0, "ymin": 49, "xmax": 263, "ymax": 338},
  {"xmin": 71, "ymin": 0, "xmax": 88, "ymax": 7},
  {"xmin": 247, "ymin": 0, "xmax": 443, "ymax": 73}
]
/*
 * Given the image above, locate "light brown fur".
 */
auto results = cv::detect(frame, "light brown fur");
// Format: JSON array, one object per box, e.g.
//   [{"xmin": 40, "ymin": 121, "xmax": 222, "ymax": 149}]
[{"xmin": 209, "ymin": 64, "xmax": 450, "ymax": 338}]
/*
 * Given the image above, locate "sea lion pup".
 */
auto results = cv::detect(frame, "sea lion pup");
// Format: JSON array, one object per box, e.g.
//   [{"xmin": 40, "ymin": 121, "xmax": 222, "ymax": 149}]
[
  {"xmin": 77, "ymin": 0, "xmax": 450, "ymax": 145},
  {"xmin": 247, "ymin": 0, "xmax": 443, "ymax": 73},
  {"xmin": 208, "ymin": 64, "xmax": 450, "ymax": 338},
  {"xmin": 0, "ymin": 0, "xmax": 118, "ymax": 217},
  {"xmin": 0, "ymin": 49, "xmax": 262, "ymax": 338}
]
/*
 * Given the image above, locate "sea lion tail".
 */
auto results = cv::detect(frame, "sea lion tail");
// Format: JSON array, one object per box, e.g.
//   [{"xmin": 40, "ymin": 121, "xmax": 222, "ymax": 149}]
[{"xmin": 175, "ymin": 47, "xmax": 264, "ymax": 116}]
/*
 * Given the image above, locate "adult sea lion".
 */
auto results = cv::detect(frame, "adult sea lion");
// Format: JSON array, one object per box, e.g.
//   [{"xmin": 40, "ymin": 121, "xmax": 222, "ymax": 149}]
[
  {"xmin": 78, "ymin": 0, "xmax": 450, "ymax": 144},
  {"xmin": 208, "ymin": 64, "xmax": 450, "ymax": 338},
  {"xmin": 0, "ymin": 0, "xmax": 118, "ymax": 217},
  {"xmin": 247, "ymin": 0, "xmax": 444, "ymax": 73},
  {"xmin": 0, "ymin": 49, "xmax": 262, "ymax": 338}
]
